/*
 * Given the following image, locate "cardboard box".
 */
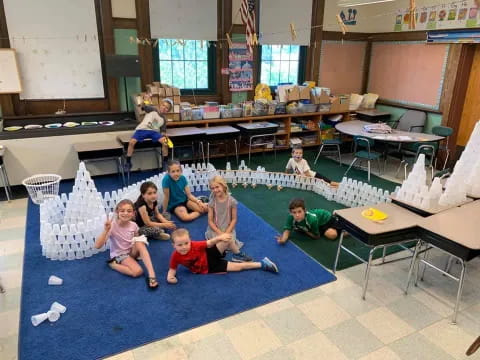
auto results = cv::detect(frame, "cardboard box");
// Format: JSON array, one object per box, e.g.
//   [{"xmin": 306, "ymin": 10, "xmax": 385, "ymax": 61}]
[
  {"xmin": 146, "ymin": 84, "xmax": 156, "ymax": 94},
  {"xmin": 287, "ymin": 86, "xmax": 300, "ymax": 101},
  {"xmin": 330, "ymin": 96, "xmax": 350, "ymax": 112},
  {"xmin": 166, "ymin": 112, "xmax": 180, "ymax": 121},
  {"xmin": 299, "ymin": 86, "xmax": 311, "ymax": 100},
  {"xmin": 173, "ymin": 104, "xmax": 180, "ymax": 113},
  {"xmin": 310, "ymin": 89, "xmax": 330, "ymax": 105},
  {"xmin": 173, "ymin": 95, "xmax": 181, "ymax": 104},
  {"xmin": 152, "ymin": 81, "xmax": 161, "ymax": 88},
  {"xmin": 150, "ymin": 94, "xmax": 159, "ymax": 105},
  {"xmin": 158, "ymin": 88, "xmax": 166, "ymax": 97},
  {"xmin": 165, "ymin": 88, "xmax": 173, "ymax": 97},
  {"xmin": 173, "ymin": 88, "xmax": 181, "ymax": 96}
]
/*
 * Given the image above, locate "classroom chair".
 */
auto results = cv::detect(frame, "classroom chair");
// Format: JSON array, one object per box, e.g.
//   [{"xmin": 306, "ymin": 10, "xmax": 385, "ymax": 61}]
[
  {"xmin": 314, "ymin": 129, "xmax": 342, "ymax": 165},
  {"xmin": 395, "ymin": 143, "xmax": 437, "ymax": 180},
  {"xmin": 344, "ymin": 136, "xmax": 382, "ymax": 182},
  {"xmin": 431, "ymin": 125, "xmax": 453, "ymax": 170},
  {"xmin": 389, "ymin": 110, "xmax": 426, "ymax": 133}
]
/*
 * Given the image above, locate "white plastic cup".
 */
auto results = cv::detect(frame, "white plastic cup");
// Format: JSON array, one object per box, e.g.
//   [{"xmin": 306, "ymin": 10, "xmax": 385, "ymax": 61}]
[
  {"xmin": 48, "ymin": 275, "xmax": 63, "ymax": 286},
  {"xmin": 47, "ymin": 310, "xmax": 60, "ymax": 322},
  {"xmin": 31, "ymin": 313, "xmax": 48, "ymax": 326},
  {"xmin": 50, "ymin": 301, "xmax": 67, "ymax": 314}
]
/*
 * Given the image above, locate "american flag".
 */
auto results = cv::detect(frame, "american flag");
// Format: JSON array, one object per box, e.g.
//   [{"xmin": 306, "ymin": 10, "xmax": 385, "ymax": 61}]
[{"xmin": 240, "ymin": 0, "xmax": 256, "ymax": 53}]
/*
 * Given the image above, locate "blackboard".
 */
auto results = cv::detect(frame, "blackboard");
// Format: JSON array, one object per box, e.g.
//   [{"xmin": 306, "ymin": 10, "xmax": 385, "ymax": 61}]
[{"xmin": 0, "ymin": 49, "xmax": 22, "ymax": 94}]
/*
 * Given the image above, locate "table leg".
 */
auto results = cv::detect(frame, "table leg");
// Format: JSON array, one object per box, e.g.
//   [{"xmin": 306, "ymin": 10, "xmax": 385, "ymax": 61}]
[
  {"xmin": 452, "ymin": 260, "xmax": 466, "ymax": 324},
  {"xmin": 405, "ymin": 240, "xmax": 422, "ymax": 294},
  {"xmin": 234, "ymin": 138, "xmax": 239, "ymax": 166},
  {"xmin": 362, "ymin": 246, "xmax": 376, "ymax": 300},
  {"xmin": 0, "ymin": 165, "xmax": 11, "ymax": 202},
  {"xmin": 333, "ymin": 230, "xmax": 345, "ymax": 273}
]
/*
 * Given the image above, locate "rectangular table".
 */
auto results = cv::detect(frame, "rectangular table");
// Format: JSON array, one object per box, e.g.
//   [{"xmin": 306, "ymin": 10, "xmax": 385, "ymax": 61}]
[
  {"xmin": 406, "ymin": 200, "xmax": 480, "ymax": 323},
  {"xmin": 356, "ymin": 109, "xmax": 391, "ymax": 123},
  {"xmin": 73, "ymin": 141, "xmax": 125, "ymax": 185},
  {"xmin": 334, "ymin": 202, "xmax": 423, "ymax": 299},
  {"xmin": 166, "ymin": 127, "xmax": 206, "ymax": 162},
  {"xmin": 203, "ymin": 125, "xmax": 240, "ymax": 165},
  {"xmin": 235, "ymin": 122, "xmax": 279, "ymax": 164}
]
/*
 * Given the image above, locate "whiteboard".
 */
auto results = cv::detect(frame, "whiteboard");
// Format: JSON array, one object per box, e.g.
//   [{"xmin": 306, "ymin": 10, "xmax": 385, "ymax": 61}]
[
  {"xmin": 0, "ymin": 49, "xmax": 22, "ymax": 94},
  {"xmin": 3, "ymin": 0, "xmax": 104, "ymax": 100}
]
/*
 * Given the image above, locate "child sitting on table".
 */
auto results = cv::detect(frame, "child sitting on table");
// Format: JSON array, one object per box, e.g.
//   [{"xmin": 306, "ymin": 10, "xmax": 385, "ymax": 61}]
[
  {"xmin": 276, "ymin": 198, "xmax": 339, "ymax": 244},
  {"xmin": 167, "ymin": 229, "xmax": 278, "ymax": 284},
  {"xmin": 285, "ymin": 145, "xmax": 339, "ymax": 188},
  {"xmin": 125, "ymin": 98, "xmax": 173, "ymax": 171}
]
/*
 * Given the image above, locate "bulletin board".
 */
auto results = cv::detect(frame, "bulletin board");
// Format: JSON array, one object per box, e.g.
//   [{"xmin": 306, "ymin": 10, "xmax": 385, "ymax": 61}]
[
  {"xmin": 318, "ymin": 41, "xmax": 367, "ymax": 95},
  {"xmin": 368, "ymin": 42, "xmax": 449, "ymax": 110},
  {"xmin": 0, "ymin": 49, "xmax": 22, "ymax": 94}
]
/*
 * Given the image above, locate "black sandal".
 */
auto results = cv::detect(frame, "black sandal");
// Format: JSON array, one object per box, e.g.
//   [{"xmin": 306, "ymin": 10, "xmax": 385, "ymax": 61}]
[{"xmin": 146, "ymin": 277, "xmax": 159, "ymax": 290}]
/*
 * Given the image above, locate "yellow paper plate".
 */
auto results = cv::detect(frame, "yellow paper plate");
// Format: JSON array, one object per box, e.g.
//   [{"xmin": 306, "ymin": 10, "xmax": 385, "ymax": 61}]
[
  {"xmin": 4, "ymin": 126, "xmax": 23, "ymax": 131},
  {"xmin": 166, "ymin": 137, "xmax": 173, "ymax": 148},
  {"xmin": 361, "ymin": 208, "xmax": 388, "ymax": 221}
]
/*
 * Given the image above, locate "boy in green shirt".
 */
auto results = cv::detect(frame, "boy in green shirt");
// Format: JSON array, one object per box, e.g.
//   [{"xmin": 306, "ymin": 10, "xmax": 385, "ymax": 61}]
[{"xmin": 276, "ymin": 198, "xmax": 339, "ymax": 244}]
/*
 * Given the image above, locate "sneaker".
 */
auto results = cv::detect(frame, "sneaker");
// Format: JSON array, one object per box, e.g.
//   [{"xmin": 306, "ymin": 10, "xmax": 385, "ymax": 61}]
[
  {"xmin": 231, "ymin": 251, "xmax": 253, "ymax": 262},
  {"xmin": 156, "ymin": 232, "xmax": 171, "ymax": 241},
  {"xmin": 261, "ymin": 257, "xmax": 279, "ymax": 273}
]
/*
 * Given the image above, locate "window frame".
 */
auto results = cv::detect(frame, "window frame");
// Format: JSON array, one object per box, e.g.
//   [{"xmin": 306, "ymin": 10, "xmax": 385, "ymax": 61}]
[
  {"xmin": 257, "ymin": 45, "xmax": 308, "ymax": 90},
  {"xmin": 152, "ymin": 40, "xmax": 217, "ymax": 95}
]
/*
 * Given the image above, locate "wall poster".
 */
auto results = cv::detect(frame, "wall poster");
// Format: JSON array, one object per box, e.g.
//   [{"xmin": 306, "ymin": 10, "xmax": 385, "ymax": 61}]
[{"xmin": 229, "ymin": 42, "xmax": 253, "ymax": 92}]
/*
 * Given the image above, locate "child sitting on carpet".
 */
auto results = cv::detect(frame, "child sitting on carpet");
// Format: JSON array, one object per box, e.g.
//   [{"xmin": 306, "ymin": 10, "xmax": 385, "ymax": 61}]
[
  {"xmin": 125, "ymin": 98, "xmax": 173, "ymax": 171},
  {"xmin": 205, "ymin": 175, "xmax": 244, "ymax": 251},
  {"xmin": 162, "ymin": 160, "xmax": 208, "ymax": 222},
  {"xmin": 95, "ymin": 199, "xmax": 159, "ymax": 289},
  {"xmin": 276, "ymin": 198, "xmax": 339, "ymax": 244},
  {"xmin": 285, "ymin": 145, "xmax": 339, "ymax": 188},
  {"xmin": 167, "ymin": 229, "xmax": 278, "ymax": 283},
  {"xmin": 135, "ymin": 181, "xmax": 176, "ymax": 240}
]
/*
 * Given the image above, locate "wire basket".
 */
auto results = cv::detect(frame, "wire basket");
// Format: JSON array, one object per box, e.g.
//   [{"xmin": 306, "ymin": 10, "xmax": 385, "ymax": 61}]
[{"xmin": 22, "ymin": 174, "xmax": 62, "ymax": 205}]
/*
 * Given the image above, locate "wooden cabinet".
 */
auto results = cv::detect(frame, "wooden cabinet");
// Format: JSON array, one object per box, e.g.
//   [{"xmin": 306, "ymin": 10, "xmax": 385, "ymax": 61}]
[{"xmin": 166, "ymin": 110, "xmax": 350, "ymax": 157}]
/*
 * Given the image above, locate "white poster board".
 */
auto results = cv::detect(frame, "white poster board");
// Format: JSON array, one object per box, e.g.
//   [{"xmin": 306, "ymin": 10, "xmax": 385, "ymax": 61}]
[
  {"xmin": 3, "ymin": 0, "xmax": 104, "ymax": 100},
  {"xmin": 0, "ymin": 49, "xmax": 22, "ymax": 94}
]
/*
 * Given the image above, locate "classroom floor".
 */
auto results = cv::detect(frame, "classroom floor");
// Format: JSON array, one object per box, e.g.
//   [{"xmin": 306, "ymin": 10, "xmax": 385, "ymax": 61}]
[{"xmin": 1, "ymin": 196, "xmax": 480, "ymax": 359}]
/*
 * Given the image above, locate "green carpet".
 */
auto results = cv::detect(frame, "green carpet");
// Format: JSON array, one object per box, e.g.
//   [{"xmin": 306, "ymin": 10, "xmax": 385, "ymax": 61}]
[{"xmin": 210, "ymin": 149, "xmax": 405, "ymax": 271}]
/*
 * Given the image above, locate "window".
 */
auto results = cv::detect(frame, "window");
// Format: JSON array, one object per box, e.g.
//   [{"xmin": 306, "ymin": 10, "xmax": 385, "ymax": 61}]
[
  {"xmin": 154, "ymin": 39, "xmax": 216, "ymax": 94},
  {"xmin": 260, "ymin": 45, "xmax": 306, "ymax": 86}
]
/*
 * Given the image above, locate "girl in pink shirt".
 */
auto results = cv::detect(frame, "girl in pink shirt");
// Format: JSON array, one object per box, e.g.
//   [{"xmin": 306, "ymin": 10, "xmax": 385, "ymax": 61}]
[{"xmin": 95, "ymin": 199, "xmax": 158, "ymax": 289}]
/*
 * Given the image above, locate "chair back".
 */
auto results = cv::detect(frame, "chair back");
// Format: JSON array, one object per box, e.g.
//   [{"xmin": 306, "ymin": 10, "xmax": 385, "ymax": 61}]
[
  {"xmin": 354, "ymin": 136, "xmax": 374, "ymax": 152},
  {"xmin": 397, "ymin": 110, "xmax": 426, "ymax": 133},
  {"xmin": 431, "ymin": 126, "xmax": 453, "ymax": 137}
]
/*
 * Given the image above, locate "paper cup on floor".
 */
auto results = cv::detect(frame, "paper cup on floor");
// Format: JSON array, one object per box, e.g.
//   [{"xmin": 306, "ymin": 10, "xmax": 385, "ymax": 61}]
[
  {"xmin": 50, "ymin": 301, "xmax": 67, "ymax": 314},
  {"xmin": 47, "ymin": 310, "xmax": 60, "ymax": 322},
  {"xmin": 31, "ymin": 313, "xmax": 48, "ymax": 327},
  {"xmin": 48, "ymin": 275, "xmax": 63, "ymax": 286}
]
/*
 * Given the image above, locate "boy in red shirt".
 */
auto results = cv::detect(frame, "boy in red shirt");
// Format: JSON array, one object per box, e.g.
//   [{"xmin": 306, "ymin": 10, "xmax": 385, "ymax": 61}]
[{"xmin": 167, "ymin": 229, "xmax": 279, "ymax": 284}]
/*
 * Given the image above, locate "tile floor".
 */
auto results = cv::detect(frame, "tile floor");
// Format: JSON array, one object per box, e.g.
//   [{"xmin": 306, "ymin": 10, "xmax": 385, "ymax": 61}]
[{"xmin": 1, "ymin": 197, "xmax": 479, "ymax": 360}]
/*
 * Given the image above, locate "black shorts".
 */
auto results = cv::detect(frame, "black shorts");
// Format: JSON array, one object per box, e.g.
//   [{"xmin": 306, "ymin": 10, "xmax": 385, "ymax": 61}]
[
  {"xmin": 319, "ymin": 216, "xmax": 340, "ymax": 235},
  {"xmin": 171, "ymin": 201, "xmax": 194, "ymax": 214},
  {"xmin": 206, "ymin": 245, "xmax": 228, "ymax": 273}
]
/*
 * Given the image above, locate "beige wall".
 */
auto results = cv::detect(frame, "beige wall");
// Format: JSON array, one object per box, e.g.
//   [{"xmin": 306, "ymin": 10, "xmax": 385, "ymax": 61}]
[
  {"xmin": 3, "ymin": 131, "xmax": 161, "ymax": 185},
  {"xmin": 323, "ymin": 0, "xmax": 480, "ymax": 33},
  {"xmin": 111, "ymin": 0, "xmax": 136, "ymax": 19}
]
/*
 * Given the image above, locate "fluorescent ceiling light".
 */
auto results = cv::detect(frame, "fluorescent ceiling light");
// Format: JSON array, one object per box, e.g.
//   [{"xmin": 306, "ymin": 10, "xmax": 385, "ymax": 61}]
[{"xmin": 338, "ymin": 0, "xmax": 395, "ymax": 6}]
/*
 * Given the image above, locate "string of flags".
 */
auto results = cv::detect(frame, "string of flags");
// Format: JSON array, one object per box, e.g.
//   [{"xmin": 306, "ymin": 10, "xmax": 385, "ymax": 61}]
[{"xmin": 3, "ymin": 0, "xmax": 475, "ymax": 47}]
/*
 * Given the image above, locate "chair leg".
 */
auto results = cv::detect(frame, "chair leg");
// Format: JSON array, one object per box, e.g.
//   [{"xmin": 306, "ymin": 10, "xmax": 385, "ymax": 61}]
[
  {"xmin": 336, "ymin": 144, "xmax": 342, "ymax": 165},
  {"xmin": 0, "ymin": 165, "xmax": 11, "ymax": 202},
  {"xmin": 404, "ymin": 162, "xmax": 408, "ymax": 180},
  {"xmin": 234, "ymin": 139, "xmax": 239, "ymax": 166},
  {"xmin": 395, "ymin": 160, "xmax": 403, "ymax": 178},
  {"xmin": 367, "ymin": 161, "xmax": 371, "ymax": 182},
  {"xmin": 344, "ymin": 157, "xmax": 357, "ymax": 178},
  {"xmin": 443, "ymin": 150, "xmax": 449, "ymax": 171},
  {"xmin": 377, "ymin": 158, "xmax": 382, "ymax": 175},
  {"xmin": 314, "ymin": 145, "xmax": 324, "ymax": 164}
]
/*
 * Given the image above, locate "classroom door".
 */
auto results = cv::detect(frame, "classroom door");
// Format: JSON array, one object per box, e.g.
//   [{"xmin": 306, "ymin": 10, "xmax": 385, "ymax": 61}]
[{"xmin": 458, "ymin": 44, "xmax": 480, "ymax": 147}]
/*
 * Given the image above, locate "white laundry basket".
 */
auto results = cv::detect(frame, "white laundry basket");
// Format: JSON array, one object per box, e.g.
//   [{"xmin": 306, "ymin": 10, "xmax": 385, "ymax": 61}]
[{"xmin": 22, "ymin": 174, "xmax": 62, "ymax": 204}]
